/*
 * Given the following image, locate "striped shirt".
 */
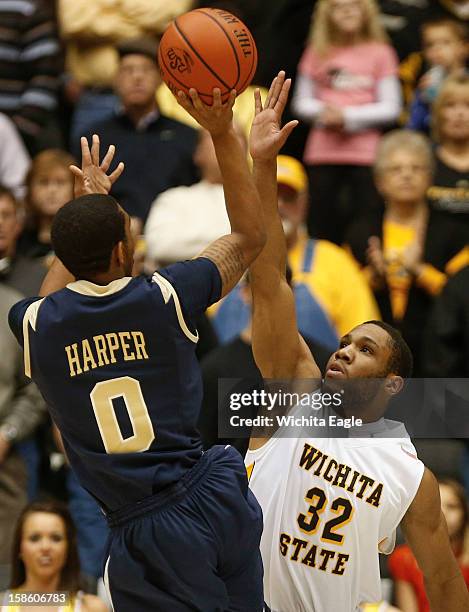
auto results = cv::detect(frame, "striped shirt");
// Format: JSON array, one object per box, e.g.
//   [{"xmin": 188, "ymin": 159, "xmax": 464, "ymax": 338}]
[{"xmin": 0, "ymin": 0, "xmax": 61, "ymax": 148}]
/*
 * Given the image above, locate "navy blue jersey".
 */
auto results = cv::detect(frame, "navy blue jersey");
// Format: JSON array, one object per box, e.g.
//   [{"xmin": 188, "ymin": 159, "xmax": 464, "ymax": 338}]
[{"xmin": 9, "ymin": 258, "xmax": 221, "ymax": 511}]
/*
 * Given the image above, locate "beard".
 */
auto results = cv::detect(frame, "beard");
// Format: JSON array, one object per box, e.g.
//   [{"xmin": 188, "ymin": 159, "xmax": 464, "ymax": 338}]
[{"xmin": 322, "ymin": 374, "xmax": 387, "ymax": 417}]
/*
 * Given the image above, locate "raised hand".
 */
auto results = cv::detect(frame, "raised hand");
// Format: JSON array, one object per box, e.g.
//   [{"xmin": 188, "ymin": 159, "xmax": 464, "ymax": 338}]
[
  {"xmin": 249, "ymin": 70, "xmax": 298, "ymax": 162},
  {"xmin": 176, "ymin": 88, "xmax": 236, "ymax": 137},
  {"xmin": 70, "ymin": 134, "xmax": 125, "ymax": 198}
]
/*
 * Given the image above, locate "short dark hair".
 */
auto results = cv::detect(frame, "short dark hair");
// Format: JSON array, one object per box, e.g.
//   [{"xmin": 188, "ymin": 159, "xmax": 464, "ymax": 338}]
[
  {"xmin": 421, "ymin": 18, "xmax": 467, "ymax": 42},
  {"xmin": 0, "ymin": 184, "xmax": 18, "ymax": 208},
  {"xmin": 363, "ymin": 320, "xmax": 414, "ymax": 378},
  {"xmin": 117, "ymin": 37, "xmax": 160, "ymax": 63},
  {"xmin": 51, "ymin": 194, "xmax": 126, "ymax": 279}
]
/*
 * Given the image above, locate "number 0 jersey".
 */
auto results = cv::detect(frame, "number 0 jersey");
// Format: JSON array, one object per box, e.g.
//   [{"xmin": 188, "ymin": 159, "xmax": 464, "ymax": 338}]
[
  {"xmin": 9, "ymin": 258, "xmax": 221, "ymax": 511},
  {"xmin": 246, "ymin": 423, "xmax": 424, "ymax": 612}
]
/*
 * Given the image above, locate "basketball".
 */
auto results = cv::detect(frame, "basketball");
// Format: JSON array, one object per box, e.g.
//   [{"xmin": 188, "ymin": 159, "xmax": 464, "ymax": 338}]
[{"xmin": 158, "ymin": 8, "xmax": 258, "ymax": 104}]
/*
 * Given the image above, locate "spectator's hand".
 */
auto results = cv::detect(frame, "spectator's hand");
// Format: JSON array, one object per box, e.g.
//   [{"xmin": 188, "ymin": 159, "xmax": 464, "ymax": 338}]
[
  {"xmin": 366, "ymin": 236, "xmax": 386, "ymax": 287},
  {"xmin": 402, "ymin": 240, "xmax": 423, "ymax": 276},
  {"xmin": 0, "ymin": 433, "xmax": 11, "ymax": 464},
  {"xmin": 176, "ymin": 88, "xmax": 236, "ymax": 137},
  {"xmin": 249, "ymin": 70, "xmax": 298, "ymax": 162},
  {"xmin": 70, "ymin": 134, "xmax": 125, "ymax": 198},
  {"xmin": 319, "ymin": 105, "xmax": 344, "ymax": 129}
]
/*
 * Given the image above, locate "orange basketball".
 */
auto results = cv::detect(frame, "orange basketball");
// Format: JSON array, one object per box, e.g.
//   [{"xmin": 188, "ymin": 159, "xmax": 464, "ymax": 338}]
[{"xmin": 158, "ymin": 8, "xmax": 258, "ymax": 104}]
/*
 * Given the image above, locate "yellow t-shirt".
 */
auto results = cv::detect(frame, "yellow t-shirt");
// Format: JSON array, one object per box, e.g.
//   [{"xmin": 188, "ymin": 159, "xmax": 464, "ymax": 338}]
[{"xmin": 382, "ymin": 220, "xmax": 416, "ymax": 321}]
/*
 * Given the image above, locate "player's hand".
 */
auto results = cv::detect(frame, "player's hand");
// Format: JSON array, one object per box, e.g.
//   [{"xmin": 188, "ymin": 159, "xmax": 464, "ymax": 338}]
[
  {"xmin": 70, "ymin": 134, "xmax": 125, "ymax": 198},
  {"xmin": 249, "ymin": 71, "xmax": 298, "ymax": 162},
  {"xmin": 176, "ymin": 88, "xmax": 236, "ymax": 137}
]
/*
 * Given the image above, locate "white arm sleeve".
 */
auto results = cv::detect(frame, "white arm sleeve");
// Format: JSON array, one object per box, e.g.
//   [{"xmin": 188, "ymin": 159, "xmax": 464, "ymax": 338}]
[
  {"xmin": 343, "ymin": 75, "xmax": 402, "ymax": 132},
  {"xmin": 291, "ymin": 73, "xmax": 325, "ymax": 124},
  {"xmin": 0, "ymin": 114, "xmax": 30, "ymax": 199}
]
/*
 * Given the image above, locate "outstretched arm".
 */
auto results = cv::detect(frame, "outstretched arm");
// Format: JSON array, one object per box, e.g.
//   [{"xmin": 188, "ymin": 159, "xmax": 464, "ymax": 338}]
[
  {"xmin": 249, "ymin": 73, "xmax": 321, "ymax": 380},
  {"xmin": 402, "ymin": 468, "xmax": 469, "ymax": 612},
  {"xmin": 39, "ymin": 135, "xmax": 124, "ymax": 297},
  {"xmin": 176, "ymin": 88, "xmax": 265, "ymax": 297}
]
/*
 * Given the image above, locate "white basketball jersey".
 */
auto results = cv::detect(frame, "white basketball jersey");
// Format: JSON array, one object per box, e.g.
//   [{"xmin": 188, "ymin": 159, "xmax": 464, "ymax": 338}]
[{"xmin": 246, "ymin": 420, "xmax": 424, "ymax": 612}]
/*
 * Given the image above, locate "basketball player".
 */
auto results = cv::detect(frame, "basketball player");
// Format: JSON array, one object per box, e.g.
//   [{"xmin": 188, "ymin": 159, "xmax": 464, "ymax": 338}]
[
  {"xmin": 246, "ymin": 74, "xmax": 469, "ymax": 611},
  {"xmin": 7, "ymin": 78, "xmax": 293, "ymax": 612}
]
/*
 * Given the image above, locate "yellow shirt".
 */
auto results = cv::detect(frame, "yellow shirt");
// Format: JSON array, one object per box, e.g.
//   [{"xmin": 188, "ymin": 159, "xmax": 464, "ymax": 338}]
[
  {"xmin": 382, "ymin": 220, "xmax": 415, "ymax": 321},
  {"xmin": 288, "ymin": 232, "xmax": 381, "ymax": 337}
]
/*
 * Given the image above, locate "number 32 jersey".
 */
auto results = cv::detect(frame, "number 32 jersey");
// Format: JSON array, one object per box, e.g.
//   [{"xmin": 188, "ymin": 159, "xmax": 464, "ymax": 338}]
[
  {"xmin": 9, "ymin": 258, "xmax": 221, "ymax": 512},
  {"xmin": 246, "ymin": 429, "xmax": 424, "ymax": 612}
]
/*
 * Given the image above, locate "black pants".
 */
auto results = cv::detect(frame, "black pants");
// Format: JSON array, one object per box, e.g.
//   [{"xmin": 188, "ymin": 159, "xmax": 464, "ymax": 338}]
[{"xmin": 307, "ymin": 164, "xmax": 382, "ymax": 245}]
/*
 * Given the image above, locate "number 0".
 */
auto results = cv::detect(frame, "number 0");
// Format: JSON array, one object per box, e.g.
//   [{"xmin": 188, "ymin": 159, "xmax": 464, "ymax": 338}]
[{"xmin": 90, "ymin": 376, "xmax": 155, "ymax": 453}]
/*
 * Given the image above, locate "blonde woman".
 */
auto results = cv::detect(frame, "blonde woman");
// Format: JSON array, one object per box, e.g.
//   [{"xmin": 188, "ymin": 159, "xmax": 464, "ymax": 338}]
[
  {"xmin": 346, "ymin": 129, "xmax": 469, "ymax": 374},
  {"xmin": 292, "ymin": 0, "xmax": 401, "ymax": 244},
  {"xmin": 428, "ymin": 74, "xmax": 469, "ymax": 223}
]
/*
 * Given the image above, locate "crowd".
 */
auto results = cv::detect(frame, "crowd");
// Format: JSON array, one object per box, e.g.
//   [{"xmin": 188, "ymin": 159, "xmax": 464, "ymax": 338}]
[{"xmin": 0, "ymin": 0, "xmax": 468, "ymax": 609}]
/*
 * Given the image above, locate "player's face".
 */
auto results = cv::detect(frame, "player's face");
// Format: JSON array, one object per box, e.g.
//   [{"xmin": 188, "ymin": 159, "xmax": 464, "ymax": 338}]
[
  {"xmin": 329, "ymin": 0, "xmax": 364, "ymax": 36},
  {"xmin": 376, "ymin": 149, "xmax": 432, "ymax": 206},
  {"xmin": 116, "ymin": 55, "xmax": 161, "ymax": 109},
  {"xmin": 20, "ymin": 512, "xmax": 68, "ymax": 581},
  {"xmin": 325, "ymin": 324, "xmax": 393, "ymax": 381},
  {"xmin": 440, "ymin": 483, "xmax": 466, "ymax": 540},
  {"xmin": 30, "ymin": 167, "xmax": 73, "ymax": 218},
  {"xmin": 0, "ymin": 195, "xmax": 20, "ymax": 256},
  {"xmin": 439, "ymin": 89, "xmax": 469, "ymax": 141},
  {"xmin": 423, "ymin": 26, "xmax": 466, "ymax": 69}
]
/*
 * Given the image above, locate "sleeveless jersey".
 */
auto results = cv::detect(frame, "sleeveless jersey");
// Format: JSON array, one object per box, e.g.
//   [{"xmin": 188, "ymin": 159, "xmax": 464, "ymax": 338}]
[
  {"xmin": 8, "ymin": 259, "xmax": 221, "ymax": 511},
  {"xmin": 246, "ymin": 419, "xmax": 424, "ymax": 612}
]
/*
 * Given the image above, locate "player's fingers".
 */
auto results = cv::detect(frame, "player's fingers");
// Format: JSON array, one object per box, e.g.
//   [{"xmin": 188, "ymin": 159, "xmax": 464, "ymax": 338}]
[
  {"xmin": 109, "ymin": 161, "xmax": 125, "ymax": 184},
  {"xmin": 80, "ymin": 137, "xmax": 92, "ymax": 166},
  {"xmin": 227, "ymin": 89, "xmax": 236, "ymax": 109},
  {"xmin": 264, "ymin": 76, "xmax": 277, "ymax": 108},
  {"xmin": 254, "ymin": 88, "xmax": 263, "ymax": 115},
  {"xmin": 274, "ymin": 78, "xmax": 292, "ymax": 115},
  {"xmin": 189, "ymin": 88, "xmax": 205, "ymax": 112},
  {"xmin": 100, "ymin": 145, "xmax": 115, "ymax": 173},
  {"xmin": 278, "ymin": 120, "xmax": 298, "ymax": 147},
  {"xmin": 91, "ymin": 134, "xmax": 100, "ymax": 166},
  {"xmin": 176, "ymin": 90, "xmax": 191, "ymax": 110},
  {"xmin": 69, "ymin": 165, "xmax": 83, "ymax": 178},
  {"xmin": 269, "ymin": 71, "xmax": 286, "ymax": 109},
  {"xmin": 212, "ymin": 88, "xmax": 222, "ymax": 109}
]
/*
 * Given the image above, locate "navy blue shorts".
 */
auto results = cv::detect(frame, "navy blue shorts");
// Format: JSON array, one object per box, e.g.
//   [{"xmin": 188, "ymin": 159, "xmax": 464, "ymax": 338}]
[{"xmin": 102, "ymin": 445, "xmax": 264, "ymax": 611}]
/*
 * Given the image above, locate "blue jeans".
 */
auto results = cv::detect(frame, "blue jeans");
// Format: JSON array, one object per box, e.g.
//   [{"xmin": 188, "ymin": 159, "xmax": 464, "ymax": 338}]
[{"xmin": 66, "ymin": 469, "xmax": 109, "ymax": 579}]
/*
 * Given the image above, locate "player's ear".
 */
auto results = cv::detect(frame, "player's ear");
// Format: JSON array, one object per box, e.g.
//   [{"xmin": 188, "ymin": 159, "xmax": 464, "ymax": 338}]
[
  {"xmin": 115, "ymin": 241, "xmax": 126, "ymax": 267},
  {"xmin": 385, "ymin": 375, "xmax": 404, "ymax": 397}
]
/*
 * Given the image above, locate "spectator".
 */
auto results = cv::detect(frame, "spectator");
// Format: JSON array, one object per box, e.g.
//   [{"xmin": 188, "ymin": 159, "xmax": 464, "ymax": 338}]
[
  {"xmin": 424, "ymin": 264, "xmax": 469, "ymax": 377},
  {"xmin": 427, "ymin": 74, "xmax": 469, "ymax": 223},
  {"xmin": 389, "ymin": 478, "xmax": 469, "ymax": 611},
  {"xmin": 144, "ymin": 127, "xmax": 240, "ymax": 268},
  {"xmin": 406, "ymin": 19, "xmax": 467, "ymax": 134},
  {"xmin": 346, "ymin": 129, "xmax": 469, "ymax": 374},
  {"xmin": 76, "ymin": 38, "xmax": 198, "ymax": 222},
  {"xmin": 18, "ymin": 150, "xmax": 75, "ymax": 261},
  {"xmin": 0, "ymin": 285, "xmax": 46, "ymax": 571},
  {"xmin": 0, "ymin": 0, "xmax": 62, "ymax": 155},
  {"xmin": 210, "ymin": 155, "xmax": 380, "ymax": 350},
  {"xmin": 200, "ymin": 272, "xmax": 330, "ymax": 456},
  {"xmin": 58, "ymin": 0, "xmax": 192, "ymax": 145},
  {"xmin": 292, "ymin": 0, "xmax": 401, "ymax": 244},
  {"xmin": 1, "ymin": 500, "xmax": 108, "ymax": 611},
  {"xmin": 0, "ymin": 115, "xmax": 30, "ymax": 201},
  {"xmin": 0, "ymin": 187, "xmax": 47, "ymax": 296}
]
